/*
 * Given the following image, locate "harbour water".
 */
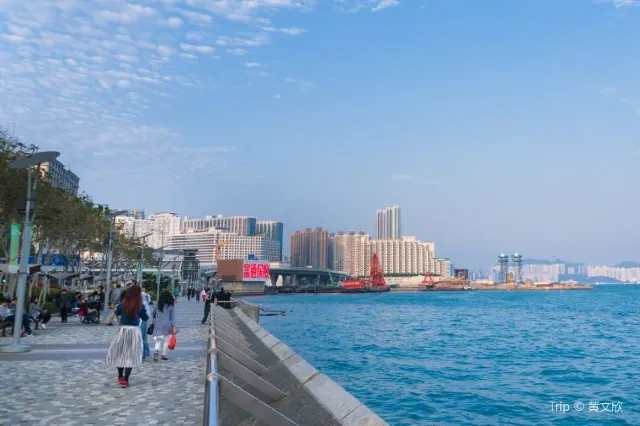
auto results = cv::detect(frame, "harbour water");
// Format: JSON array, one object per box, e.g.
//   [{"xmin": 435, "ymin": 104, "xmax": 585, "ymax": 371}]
[{"xmin": 248, "ymin": 285, "xmax": 639, "ymax": 425}]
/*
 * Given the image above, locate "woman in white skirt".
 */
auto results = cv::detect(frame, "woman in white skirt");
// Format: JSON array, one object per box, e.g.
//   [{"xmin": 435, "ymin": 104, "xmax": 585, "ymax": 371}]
[{"xmin": 106, "ymin": 285, "xmax": 149, "ymax": 387}]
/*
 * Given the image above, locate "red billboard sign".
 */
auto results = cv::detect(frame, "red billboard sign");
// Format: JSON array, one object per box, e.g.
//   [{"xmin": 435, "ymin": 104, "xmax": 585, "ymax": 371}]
[{"xmin": 243, "ymin": 262, "xmax": 270, "ymax": 281}]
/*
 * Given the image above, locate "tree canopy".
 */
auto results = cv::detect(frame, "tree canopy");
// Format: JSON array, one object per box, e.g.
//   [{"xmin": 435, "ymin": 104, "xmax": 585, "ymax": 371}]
[{"xmin": 0, "ymin": 128, "xmax": 144, "ymax": 279}]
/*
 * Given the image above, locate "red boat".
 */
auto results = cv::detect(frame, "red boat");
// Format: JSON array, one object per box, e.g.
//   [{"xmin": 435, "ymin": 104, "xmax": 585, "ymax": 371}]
[{"xmin": 341, "ymin": 253, "xmax": 390, "ymax": 293}]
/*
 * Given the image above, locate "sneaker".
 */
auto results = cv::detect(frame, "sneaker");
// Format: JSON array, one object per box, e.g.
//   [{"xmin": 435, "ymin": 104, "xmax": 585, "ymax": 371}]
[
  {"xmin": 153, "ymin": 351, "xmax": 159, "ymax": 362},
  {"xmin": 118, "ymin": 377, "xmax": 124, "ymax": 385},
  {"xmin": 121, "ymin": 379, "xmax": 129, "ymax": 388},
  {"xmin": 161, "ymin": 355, "xmax": 168, "ymax": 361},
  {"xmin": 41, "ymin": 324, "xmax": 47, "ymax": 330}
]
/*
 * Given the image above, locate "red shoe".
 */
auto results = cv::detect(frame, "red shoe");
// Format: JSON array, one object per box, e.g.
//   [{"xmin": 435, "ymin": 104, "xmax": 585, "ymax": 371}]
[
  {"xmin": 121, "ymin": 379, "xmax": 129, "ymax": 388},
  {"xmin": 117, "ymin": 377, "xmax": 124, "ymax": 385}
]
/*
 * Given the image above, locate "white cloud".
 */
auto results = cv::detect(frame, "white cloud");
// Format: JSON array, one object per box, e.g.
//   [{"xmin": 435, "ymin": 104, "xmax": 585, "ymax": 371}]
[
  {"xmin": 285, "ymin": 77, "xmax": 314, "ymax": 90},
  {"xmin": 595, "ymin": 0, "xmax": 638, "ymax": 7},
  {"xmin": 261, "ymin": 26, "xmax": 307, "ymax": 35},
  {"xmin": 179, "ymin": 9, "xmax": 213, "ymax": 23},
  {"xmin": 95, "ymin": 4, "xmax": 158, "ymax": 24},
  {"xmin": 245, "ymin": 62, "xmax": 260, "ymax": 68},
  {"xmin": 227, "ymin": 48, "xmax": 248, "ymax": 56},
  {"xmin": 180, "ymin": 43, "xmax": 215, "ymax": 54},
  {"xmin": 273, "ymin": 94, "xmax": 281, "ymax": 99},
  {"xmin": 600, "ymin": 87, "xmax": 617, "ymax": 95},
  {"xmin": 162, "ymin": 17, "xmax": 184, "ymax": 28},
  {"xmin": 372, "ymin": 0, "xmax": 399, "ymax": 12}
]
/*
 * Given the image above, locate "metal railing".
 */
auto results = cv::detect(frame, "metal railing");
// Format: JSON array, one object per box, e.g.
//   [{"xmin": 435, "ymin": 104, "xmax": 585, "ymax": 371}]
[
  {"xmin": 204, "ymin": 310, "xmax": 220, "ymax": 426},
  {"xmin": 203, "ymin": 300, "xmax": 300, "ymax": 426}
]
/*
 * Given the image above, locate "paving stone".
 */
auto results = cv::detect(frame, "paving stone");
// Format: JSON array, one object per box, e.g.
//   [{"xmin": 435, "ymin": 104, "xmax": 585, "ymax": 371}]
[{"xmin": 0, "ymin": 300, "xmax": 210, "ymax": 426}]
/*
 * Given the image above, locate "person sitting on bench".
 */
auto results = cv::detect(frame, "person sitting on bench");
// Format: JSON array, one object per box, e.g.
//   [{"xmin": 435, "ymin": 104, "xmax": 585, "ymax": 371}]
[
  {"xmin": 0, "ymin": 298, "xmax": 34, "ymax": 336},
  {"xmin": 29, "ymin": 296, "xmax": 51, "ymax": 330}
]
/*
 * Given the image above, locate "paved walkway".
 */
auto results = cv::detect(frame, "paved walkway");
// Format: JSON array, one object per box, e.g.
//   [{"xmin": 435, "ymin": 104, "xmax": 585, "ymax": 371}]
[{"xmin": 0, "ymin": 299, "xmax": 210, "ymax": 425}]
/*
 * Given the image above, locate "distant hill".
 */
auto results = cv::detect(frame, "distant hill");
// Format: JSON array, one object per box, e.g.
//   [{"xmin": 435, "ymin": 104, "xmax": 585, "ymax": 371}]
[
  {"xmin": 615, "ymin": 261, "xmax": 640, "ymax": 268},
  {"xmin": 524, "ymin": 259, "xmax": 581, "ymax": 266}
]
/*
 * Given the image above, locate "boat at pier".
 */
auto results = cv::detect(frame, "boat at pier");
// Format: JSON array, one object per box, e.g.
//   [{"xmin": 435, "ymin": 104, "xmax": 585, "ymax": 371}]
[{"xmin": 341, "ymin": 253, "xmax": 390, "ymax": 293}]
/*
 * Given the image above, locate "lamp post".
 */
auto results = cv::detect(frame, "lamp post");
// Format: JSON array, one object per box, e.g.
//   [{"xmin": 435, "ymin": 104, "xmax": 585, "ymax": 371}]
[
  {"xmin": 136, "ymin": 232, "xmax": 152, "ymax": 286},
  {"xmin": 154, "ymin": 249, "xmax": 182, "ymax": 302},
  {"xmin": 0, "ymin": 151, "xmax": 59, "ymax": 353},
  {"xmin": 102, "ymin": 210, "xmax": 126, "ymax": 322}
]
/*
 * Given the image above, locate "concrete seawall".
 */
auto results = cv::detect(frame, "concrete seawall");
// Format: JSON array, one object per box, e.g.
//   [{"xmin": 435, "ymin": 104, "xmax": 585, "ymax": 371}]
[{"xmin": 219, "ymin": 302, "xmax": 387, "ymax": 425}]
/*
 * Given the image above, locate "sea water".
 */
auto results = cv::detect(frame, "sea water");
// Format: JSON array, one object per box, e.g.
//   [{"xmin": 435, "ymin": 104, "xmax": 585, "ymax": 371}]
[{"xmin": 248, "ymin": 285, "xmax": 639, "ymax": 425}]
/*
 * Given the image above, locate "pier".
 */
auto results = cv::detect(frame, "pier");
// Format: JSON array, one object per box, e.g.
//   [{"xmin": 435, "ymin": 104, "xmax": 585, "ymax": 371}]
[{"xmin": 0, "ymin": 299, "xmax": 386, "ymax": 425}]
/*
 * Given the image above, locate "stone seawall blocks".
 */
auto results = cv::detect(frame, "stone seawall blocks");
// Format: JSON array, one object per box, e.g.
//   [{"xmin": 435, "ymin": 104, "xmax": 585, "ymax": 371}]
[{"xmin": 304, "ymin": 374, "xmax": 363, "ymax": 422}]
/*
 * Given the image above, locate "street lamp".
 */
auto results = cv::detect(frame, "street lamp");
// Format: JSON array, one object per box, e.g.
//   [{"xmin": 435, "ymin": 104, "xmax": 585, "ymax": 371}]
[
  {"xmin": 0, "ymin": 151, "xmax": 59, "ymax": 353},
  {"xmin": 153, "ymin": 248, "xmax": 181, "ymax": 302},
  {"xmin": 135, "ymin": 232, "xmax": 153, "ymax": 286},
  {"xmin": 102, "ymin": 210, "xmax": 127, "ymax": 322}
]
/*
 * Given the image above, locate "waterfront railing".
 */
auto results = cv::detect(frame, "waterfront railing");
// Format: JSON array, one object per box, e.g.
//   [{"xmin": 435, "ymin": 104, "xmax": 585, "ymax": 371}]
[{"xmin": 204, "ymin": 302, "xmax": 300, "ymax": 426}]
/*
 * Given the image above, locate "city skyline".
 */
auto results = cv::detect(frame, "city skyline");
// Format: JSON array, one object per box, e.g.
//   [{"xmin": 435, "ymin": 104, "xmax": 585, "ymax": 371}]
[{"xmin": 1, "ymin": 1, "xmax": 639, "ymax": 268}]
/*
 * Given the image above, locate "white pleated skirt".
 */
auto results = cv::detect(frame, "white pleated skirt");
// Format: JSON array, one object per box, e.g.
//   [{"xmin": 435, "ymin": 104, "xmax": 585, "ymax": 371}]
[{"xmin": 106, "ymin": 325, "xmax": 143, "ymax": 368}]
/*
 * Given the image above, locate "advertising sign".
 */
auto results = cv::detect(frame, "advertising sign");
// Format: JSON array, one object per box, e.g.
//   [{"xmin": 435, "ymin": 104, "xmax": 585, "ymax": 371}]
[
  {"xmin": 242, "ymin": 262, "xmax": 270, "ymax": 282},
  {"xmin": 8, "ymin": 223, "xmax": 21, "ymax": 274}
]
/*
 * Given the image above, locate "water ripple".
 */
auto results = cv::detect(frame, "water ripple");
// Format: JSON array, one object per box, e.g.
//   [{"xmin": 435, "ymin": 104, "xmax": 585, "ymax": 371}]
[{"xmin": 248, "ymin": 286, "xmax": 640, "ymax": 425}]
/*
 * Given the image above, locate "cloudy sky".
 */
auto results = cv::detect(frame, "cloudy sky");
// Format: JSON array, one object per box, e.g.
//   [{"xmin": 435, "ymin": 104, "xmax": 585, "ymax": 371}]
[{"xmin": 1, "ymin": 0, "xmax": 639, "ymax": 268}]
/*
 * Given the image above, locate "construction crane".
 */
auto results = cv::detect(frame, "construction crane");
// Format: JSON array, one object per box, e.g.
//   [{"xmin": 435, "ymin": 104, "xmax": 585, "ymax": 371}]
[
  {"xmin": 420, "ymin": 271, "xmax": 435, "ymax": 289},
  {"xmin": 215, "ymin": 240, "xmax": 230, "ymax": 262}
]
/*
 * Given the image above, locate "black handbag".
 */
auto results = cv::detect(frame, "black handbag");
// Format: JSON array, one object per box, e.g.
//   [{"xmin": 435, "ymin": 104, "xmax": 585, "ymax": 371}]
[{"xmin": 147, "ymin": 323, "xmax": 154, "ymax": 335}]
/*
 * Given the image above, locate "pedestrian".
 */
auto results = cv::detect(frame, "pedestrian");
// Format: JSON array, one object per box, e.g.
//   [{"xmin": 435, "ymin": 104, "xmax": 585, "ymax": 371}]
[
  {"xmin": 29, "ymin": 296, "xmax": 51, "ymax": 329},
  {"xmin": 56, "ymin": 288, "xmax": 72, "ymax": 323},
  {"xmin": 201, "ymin": 288, "xmax": 213, "ymax": 324},
  {"xmin": 140, "ymin": 287, "xmax": 151, "ymax": 360},
  {"xmin": 106, "ymin": 285, "xmax": 148, "ymax": 388},
  {"xmin": 187, "ymin": 287, "xmax": 192, "ymax": 301},
  {"xmin": 152, "ymin": 291, "xmax": 177, "ymax": 362},
  {"xmin": 106, "ymin": 284, "xmax": 123, "ymax": 326},
  {"xmin": 200, "ymin": 288, "xmax": 207, "ymax": 303},
  {"xmin": 195, "ymin": 289, "xmax": 200, "ymax": 302}
]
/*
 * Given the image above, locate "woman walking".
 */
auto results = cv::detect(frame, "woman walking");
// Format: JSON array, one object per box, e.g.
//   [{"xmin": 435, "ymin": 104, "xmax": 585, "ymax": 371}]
[
  {"xmin": 106, "ymin": 286, "xmax": 148, "ymax": 387},
  {"xmin": 152, "ymin": 291, "xmax": 177, "ymax": 362},
  {"xmin": 140, "ymin": 287, "xmax": 151, "ymax": 360}
]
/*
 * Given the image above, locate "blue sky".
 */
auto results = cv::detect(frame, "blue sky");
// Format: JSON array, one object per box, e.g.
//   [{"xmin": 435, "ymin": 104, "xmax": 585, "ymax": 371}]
[{"xmin": 1, "ymin": 0, "xmax": 639, "ymax": 268}]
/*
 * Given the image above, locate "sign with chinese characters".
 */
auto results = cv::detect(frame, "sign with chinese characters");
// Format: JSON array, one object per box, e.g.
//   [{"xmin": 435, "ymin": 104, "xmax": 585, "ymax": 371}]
[{"xmin": 242, "ymin": 262, "xmax": 270, "ymax": 282}]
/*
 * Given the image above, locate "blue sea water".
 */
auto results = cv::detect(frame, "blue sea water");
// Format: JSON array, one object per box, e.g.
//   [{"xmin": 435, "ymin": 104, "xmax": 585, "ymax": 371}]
[{"xmin": 247, "ymin": 286, "xmax": 639, "ymax": 425}]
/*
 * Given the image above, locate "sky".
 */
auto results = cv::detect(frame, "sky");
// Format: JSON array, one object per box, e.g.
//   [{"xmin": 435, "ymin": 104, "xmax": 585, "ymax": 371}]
[{"xmin": 1, "ymin": 0, "xmax": 639, "ymax": 269}]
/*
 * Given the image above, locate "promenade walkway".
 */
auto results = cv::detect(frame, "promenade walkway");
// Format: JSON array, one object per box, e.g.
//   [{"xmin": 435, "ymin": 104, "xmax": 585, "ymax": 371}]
[{"xmin": 0, "ymin": 299, "xmax": 209, "ymax": 425}]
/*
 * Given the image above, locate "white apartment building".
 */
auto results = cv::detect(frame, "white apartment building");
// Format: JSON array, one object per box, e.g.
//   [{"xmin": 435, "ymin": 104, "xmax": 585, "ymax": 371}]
[
  {"xmin": 333, "ymin": 232, "xmax": 441, "ymax": 277},
  {"xmin": 375, "ymin": 205, "xmax": 401, "ymax": 240},
  {"xmin": 40, "ymin": 159, "xmax": 80, "ymax": 195},
  {"xmin": 115, "ymin": 212, "xmax": 181, "ymax": 249},
  {"xmin": 370, "ymin": 236, "xmax": 435, "ymax": 275},
  {"xmin": 333, "ymin": 232, "xmax": 372, "ymax": 277},
  {"xmin": 166, "ymin": 229, "xmax": 280, "ymax": 265},
  {"xmin": 182, "ymin": 215, "xmax": 257, "ymax": 236}
]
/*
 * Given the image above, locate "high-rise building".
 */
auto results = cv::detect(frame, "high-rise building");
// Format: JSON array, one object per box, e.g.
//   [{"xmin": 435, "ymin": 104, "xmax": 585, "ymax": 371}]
[
  {"xmin": 167, "ymin": 229, "xmax": 279, "ymax": 265},
  {"xmin": 183, "ymin": 215, "xmax": 256, "ymax": 236},
  {"xmin": 256, "ymin": 220, "xmax": 284, "ymax": 261},
  {"xmin": 290, "ymin": 228, "xmax": 329, "ymax": 269},
  {"xmin": 120, "ymin": 209, "xmax": 145, "ymax": 219},
  {"xmin": 116, "ymin": 212, "xmax": 181, "ymax": 249},
  {"xmin": 332, "ymin": 232, "xmax": 439, "ymax": 277},
  {"xmin": 40, "ymin": 159, "xmax": 80, "ymax": 195},
  {"xmin": 332, "ymin": 231, "xmax": 372, "ymax": 277},
  {"xmin": 370, "ymin": 236, "xmax": 434, "ymax": 275},
  {"xmin": 375, "ymin": 205, "xmax": 401, "ymax": 240}
]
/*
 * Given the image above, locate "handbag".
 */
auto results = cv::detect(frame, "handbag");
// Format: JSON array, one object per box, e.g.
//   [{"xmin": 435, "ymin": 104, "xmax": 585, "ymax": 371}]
[
  {"xmin": 147, "ymin": 323, "xmax": 154, "ymax": 335},
  {"xmin": 168, "ymin": 334, "xmax": 176, "ymax": 350}
]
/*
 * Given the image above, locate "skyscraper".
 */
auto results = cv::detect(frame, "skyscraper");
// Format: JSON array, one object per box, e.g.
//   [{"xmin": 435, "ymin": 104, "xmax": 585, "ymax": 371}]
[
  {"xmin": 256, "ymin": 220, "xmax": 284, "ymax": 261},
  {"xmin": 290, "ymin": 228, "xmax": 329, "ymax": 269},
  {"xmin": 375, "ymin": 205, "xmax": 401, "ymax": 240}
]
